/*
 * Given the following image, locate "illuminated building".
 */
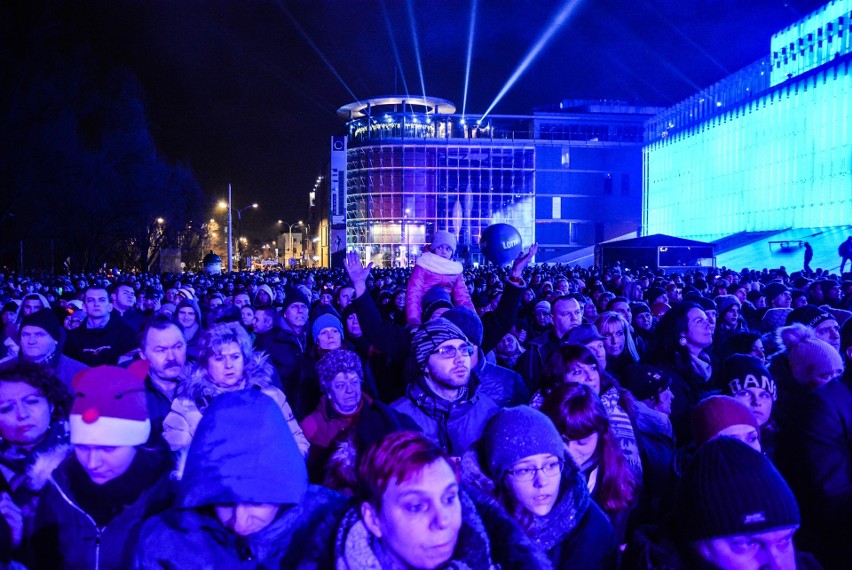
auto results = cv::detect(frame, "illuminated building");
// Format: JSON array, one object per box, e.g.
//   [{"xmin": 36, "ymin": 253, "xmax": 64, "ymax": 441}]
[
  {"xmin": 644, "ymin": 0, "xmax": 852, "ymax": 241},
  {"xmin": 333, "ymin": 96, "xmax": 661, "ymax": 267}
]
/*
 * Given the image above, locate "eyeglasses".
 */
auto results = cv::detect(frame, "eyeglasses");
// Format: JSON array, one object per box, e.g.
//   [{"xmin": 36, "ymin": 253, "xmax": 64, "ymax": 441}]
[
  {"xmin": 506, "ymin": 460, "xmax": 564, "ymax": 481},
  {"xmin": 433, "ymin": 343, "xmax": 475, "ymax": 359}
]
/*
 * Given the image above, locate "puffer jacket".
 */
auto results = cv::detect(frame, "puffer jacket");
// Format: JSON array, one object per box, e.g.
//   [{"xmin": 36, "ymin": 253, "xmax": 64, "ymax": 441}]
[
  {"xmin": 391, "ymin": 377, "xmax": 498, "ymax": 457},
  {"xmin": 135, "ymin": 390, "xmax": 348, "ymax": 569},
  {"xmin": 405, "ymin": 252, "xmax": 474, "ymax": 326}
]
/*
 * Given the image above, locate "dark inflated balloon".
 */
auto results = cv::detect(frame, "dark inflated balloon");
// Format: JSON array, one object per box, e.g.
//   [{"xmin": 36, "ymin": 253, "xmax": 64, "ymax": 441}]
[{"xmin": 479, "ymin": 224, "xmax": 522, "ymax": 266}]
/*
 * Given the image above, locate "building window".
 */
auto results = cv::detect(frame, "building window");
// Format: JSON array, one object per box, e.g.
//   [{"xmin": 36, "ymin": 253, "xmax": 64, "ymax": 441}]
[{"xmin": 552, "ymin": 197, "xmax": 562, "ymax": 219}]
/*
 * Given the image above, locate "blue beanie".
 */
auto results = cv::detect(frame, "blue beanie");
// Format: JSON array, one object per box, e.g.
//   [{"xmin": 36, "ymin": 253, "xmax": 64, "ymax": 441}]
[
  {"xmin": 480, "ymin": 406, "xmax": 565, "ymax": 479},
  {"xmin": 312, "ymin": 313, "xmax": 344, "ymax": 342}
]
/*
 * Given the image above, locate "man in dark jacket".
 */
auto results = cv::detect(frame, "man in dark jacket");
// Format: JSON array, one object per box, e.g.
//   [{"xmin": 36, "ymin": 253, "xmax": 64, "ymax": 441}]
[
  {"xmin": 253, "ymin": 292, "xmax": 309, "ymax": 411},
  {"xmin": 391, "ymin": 318, "xmax": 498, "ymax": 457},
  {"xmin": 139, "ymin": 315, "xmax": 188, "ymax": 450},
  {"xmin": 780, "ymin": 317, "xmax": 852, "ymax": 569},
  {"xmin": 62, "ymin": 285, "xmax": 137, "ymax": 367},
  {"xmin": 135, "ymin": 390, "xmax": 347, "ymax": 568}
]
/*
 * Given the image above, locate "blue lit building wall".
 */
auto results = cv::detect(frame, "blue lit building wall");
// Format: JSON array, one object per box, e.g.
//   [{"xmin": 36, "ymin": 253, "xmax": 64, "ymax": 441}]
[{"xmin": 644, "ymin": 27, "xmax": 852, "ymax": 240}]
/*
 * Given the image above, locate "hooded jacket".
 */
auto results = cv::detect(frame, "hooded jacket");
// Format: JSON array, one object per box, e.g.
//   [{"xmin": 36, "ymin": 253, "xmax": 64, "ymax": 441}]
[
  {"xmin": 161, "ymin": 352, "xmax": 308, "ymax": 479},
  {"xmin": 405, "ymin": 252, "xmax": 474, "ymax": 326},
  {"xmin": 135, "ymin": 390, "xmax": 347, "ymax": 569}
]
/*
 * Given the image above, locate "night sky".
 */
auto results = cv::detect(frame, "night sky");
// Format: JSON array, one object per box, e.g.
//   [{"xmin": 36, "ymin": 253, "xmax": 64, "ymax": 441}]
[{"xmin": 15, "ymin": 0, "xmax": 829, "ymax": 237}]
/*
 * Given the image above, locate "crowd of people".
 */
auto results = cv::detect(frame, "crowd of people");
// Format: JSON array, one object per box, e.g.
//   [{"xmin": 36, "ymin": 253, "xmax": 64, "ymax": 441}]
[{"xmin": 0, "ymin": 230, "xmax": 850, "ymax": 569}]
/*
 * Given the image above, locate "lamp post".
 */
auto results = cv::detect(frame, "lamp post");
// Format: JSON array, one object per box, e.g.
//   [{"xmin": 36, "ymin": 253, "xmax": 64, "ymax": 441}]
[
  {"xmin": 220, "ymin": 189, "xmax": 257, "ymax": 272},
  {"xmin": 283, "ymin": 220, "xmax": 303, "ymax": 268},
  {"xmin": 235, "ymin": 203, "xmax": 258, "ymax": 269},
  {"xmin": 300, "ymin": 223, "xmax": 311, "ymax": 266}
]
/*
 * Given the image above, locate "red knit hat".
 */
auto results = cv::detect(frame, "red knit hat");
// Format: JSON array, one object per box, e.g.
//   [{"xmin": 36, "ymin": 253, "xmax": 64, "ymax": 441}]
[
  {"xmin": 70, "ymin": 366, "xmax": 150, "ymax": 446},
  {"xmin": 692, "ymin": 395, "xmax": 759, "ymax": 447}
]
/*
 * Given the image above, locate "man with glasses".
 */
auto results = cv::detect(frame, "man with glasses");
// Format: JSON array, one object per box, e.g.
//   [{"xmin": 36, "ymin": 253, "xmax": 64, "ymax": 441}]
[{"xmin": 391, "ymin": 318, "xmax": 498, "ymax": 457}]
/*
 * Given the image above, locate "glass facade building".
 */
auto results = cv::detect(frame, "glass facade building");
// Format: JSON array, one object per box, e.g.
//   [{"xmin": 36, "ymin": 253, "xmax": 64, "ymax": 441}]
[
  {"xmin": 644, "ymin": 0, "xmax": 852, "ymax": 240},
  {"xmin": 337, "ymin": 96, "xmax": 659, "ymax": 267}
]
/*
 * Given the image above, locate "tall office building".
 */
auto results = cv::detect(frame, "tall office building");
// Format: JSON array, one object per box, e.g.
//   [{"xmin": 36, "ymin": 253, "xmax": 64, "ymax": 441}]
[
  {"xmin": 644, "ymin": 0, "xmax": 852, "ymax": 241},
  {"xmin": 334, "ymin": 96, "xmax": 660, "ymax": 267}
]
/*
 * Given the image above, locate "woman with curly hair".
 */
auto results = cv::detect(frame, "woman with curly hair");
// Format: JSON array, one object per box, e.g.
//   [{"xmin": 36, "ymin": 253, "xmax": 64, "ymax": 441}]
[
  {"xmin": 0, "ymin": 363, "xmax": 73, "ymax": 555},
  {"xmin": 162, "ymin": 322, "xmax": 308, "ymax": 478},
  {"xmin": 541, "ymin": 382, "xmax": 638, "ymax": 544}
]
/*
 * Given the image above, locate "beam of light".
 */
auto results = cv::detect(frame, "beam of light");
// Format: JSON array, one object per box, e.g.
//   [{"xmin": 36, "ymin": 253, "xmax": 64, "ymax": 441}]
[
  {"xmin": 406, "ymin": 0, "xmax": 427, "ymax": 103},
  {"xmin": 461, "ymin": 0, "xmax": 478, "ymax": 116},
  {"xmin": 276, "ymin": 1, "xmax": 358, "ymax": 102},
  {"xmin": 381, "ymin": 0, "xmax": 410, "ymax": 97},
  {"xmin": 481, "ymin": 0, "xmax": 585, "ymax": 121}
]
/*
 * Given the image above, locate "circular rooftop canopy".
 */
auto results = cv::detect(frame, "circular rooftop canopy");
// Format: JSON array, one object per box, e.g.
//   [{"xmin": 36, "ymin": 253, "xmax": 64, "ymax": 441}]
[{"xmin": 337, "ymin": 95, "xmax": 456, "ymax": 120}]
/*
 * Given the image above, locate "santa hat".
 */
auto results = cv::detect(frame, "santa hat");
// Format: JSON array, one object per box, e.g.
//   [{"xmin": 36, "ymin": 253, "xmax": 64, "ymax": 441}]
[{"xmin": 70, "ymin": 366, "xmax": 150, "ymax": 446}]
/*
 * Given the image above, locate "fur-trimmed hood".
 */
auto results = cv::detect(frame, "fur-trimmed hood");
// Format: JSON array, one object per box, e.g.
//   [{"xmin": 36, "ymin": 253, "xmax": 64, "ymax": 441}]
[
  {"xmin": 26, "ymin": 444, "xmax": 73, "ymax": 492},
  {"xmin": 178, "ymin": 351, "xmax": 276, "ymax": 405}
]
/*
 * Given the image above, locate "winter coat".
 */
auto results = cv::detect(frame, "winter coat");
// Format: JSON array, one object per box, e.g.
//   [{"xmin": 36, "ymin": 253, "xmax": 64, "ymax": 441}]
[
  {"xmin": 516, "ymin": 330, "xmax": 563, "ymax": 394},
  {"xmin": 333, "ymin": 489, "xmax": 550, "ymax": 570},
  {"xmin": 161, "ymin": 353, "xmax": 308, "ymax": 478},
  {"xmin": 254, "ymin": 324, "xmax": 306, "ymax": 406},
  {"xmin": 649, "ymin": 351, "xmax": 719, "ymax": 445},
  {"xmin": 62, "ymin": 315, "xmax": 138, "ymax": 367},
  {"xmin": 391, "ymin": 377, "xmax": 498, "ymax": 457},
  {"xmin": 0, "ymin": 422, "xmax": 70, "ymax": 557},
  {"xmin": 144, "ymin": 374, "xmax": 176, "ymax": 452},
  {"xmin": 31, "ymin": 448, "xmax": 172, "ymax": 570},
  {"xmin": 302, "ymin": 395, "xmax": 370, "ymax": 483},
  {"xmin": 525, "ymin": 471, "xmax": 617, "ymax": 569},
  {"xmin": 0, "ymin": 352, "xmax": 88, "ymax": 389},
  {"xmin": 473, "ymin": 350, "xmax": 530, "ymax": 408},
  {"xmin": 405, "ymin": 252, "xmax": 474, "ymax": 326},
  {"xmin": 135, "ymin": 390, "xmax": 348, "ymax": 569},
  {"xmin": 778, "ymin": 368, "xmax": 852, "ymax": 569}
]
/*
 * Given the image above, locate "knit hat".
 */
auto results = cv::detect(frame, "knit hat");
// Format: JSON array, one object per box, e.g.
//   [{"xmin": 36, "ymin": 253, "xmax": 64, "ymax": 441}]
[
  {"xmin": 622, "ymin": 364, "xmax": 672, "ymax": 401},
  {"xmin": 534, "ymin": 300, "xmax": 551, "ymax": 314},
  {"xmin": 430, "ymin": 230, "xmax": 457, "ymax": 252},
  {"xmin": 443, "ymin": 306, "xmax": 484, "ymax": 346},
  {"xmin": 411, "ymin": 318, "xmax": 468, "ymax": 370},
  {"xmin": 630, "ymin": 302, "xmax": 650, "ymax": 315},
  {"xmin": 721, "ymin": 354, "xmax": 777, "ymax": 400},
  {"xmin": 70, "ymin": 366, "xmax": 150, "ymax": 446},
  {"xmin": 421, "ymin": 286, "xmax": 454, "ymax": 322},
  {"xmin": 281, "ymin": 287, "xmax": 310, "ymax": 312},
  {"xmin": 316, "ymin": 349, "xmax": 363, "ymax": 388},
  {"xmin": 714, "ymin": 295, "xmax": 741, "ymax": 318},
  {"xmin": 691, "ymin": 396, "xmax": 759, "ymax": 447},
  {"xmin": 566, "ymin": 323, "xmax": 605, "ymax": 346},
  {"xmin": 645, "ymin": 287, "xmax": 667, "ymax": 304},
  {"xmin": 181, "ymin": 390, "xmax": 307, "ymax": 508},
  {"xmin": 677, "ymin": 437, "xmax": 800, "ymax": 541},
  {"xmin": 312, "ymin": 313, "xmax": 344, "ymax": 341},
  {"xmin": 761, "ymin": 308, "xmax": 793, "ymax": 331},
  {"xmin": 762, "ymin": 282, "xmax": 789, "ymax": 304},
  {"xmin": 789, "ymin": 337, "xmax": 844, "ymax": 385},
  {"xmin": 786, "ymin": 304, "xmax": 835, "ymax": 329},
  {"xmin": 21, "ymin": 309, "xmax": 62, "ymax": 342},
  {"xmin": 479, "ymin": 406, "xmax": 565, "ymax": 479}
]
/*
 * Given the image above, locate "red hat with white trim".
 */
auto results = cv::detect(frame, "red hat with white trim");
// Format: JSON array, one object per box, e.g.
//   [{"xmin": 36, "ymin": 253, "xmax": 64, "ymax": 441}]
[{"xmin": 70, "ymin": 366, "xmax": 150, "ymax": 446}]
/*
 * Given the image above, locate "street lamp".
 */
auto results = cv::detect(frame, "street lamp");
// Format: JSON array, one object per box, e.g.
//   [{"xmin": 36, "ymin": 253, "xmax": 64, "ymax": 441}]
[
  {"xmin": 283, "ymin": 220, "xmax": 303, "ymax": 268},
  {"xmin": 218, "ymin": 185, "xmax": 258, "ymax": 272}
]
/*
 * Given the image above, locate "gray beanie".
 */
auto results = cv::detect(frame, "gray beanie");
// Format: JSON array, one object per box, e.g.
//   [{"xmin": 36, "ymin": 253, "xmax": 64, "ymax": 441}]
[
  {"xmin": 480, "ymin": 406, "xmax": 565, "ymax": 479},
  {"xmin": 411, "ymin": 318, "xmax": 468, "ymax": 370},
  {"xmin": 430, "ymin": 230, "xmax": 457, "ymax": 252},
  {"xmin": 714, "ymin": 294, "xmax": 741, "ymax": 318}
]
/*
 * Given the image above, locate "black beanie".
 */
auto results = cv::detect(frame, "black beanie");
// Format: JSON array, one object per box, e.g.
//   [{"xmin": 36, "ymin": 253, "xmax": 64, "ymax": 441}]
[
  {"xmin": 442, "ymin": 306, "xmax": 484, "ymax": 347},
  {"xmin": 677, "ymin": 438, "xmax": 800, "ymax": 542},
  {"xmin": 785, "ymin": 304, "xmax": 834, "ymax": 329},
  {"xmin": 281, "ymin": 287, "xmax": 309, "ymax": 312},
  {"xmin": 721, "ymin": 354, "xmax": 777, "ymax": 400},
  {"xmin": 21, "ymin": 309, "xmax": 62, "ymax": 342}
]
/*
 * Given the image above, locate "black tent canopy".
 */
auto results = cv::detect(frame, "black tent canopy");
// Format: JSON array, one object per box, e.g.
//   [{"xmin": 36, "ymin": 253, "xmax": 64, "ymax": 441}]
[{"xmin": 595, "ymin": 234, "xmax": 715, "ymax": 270}]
